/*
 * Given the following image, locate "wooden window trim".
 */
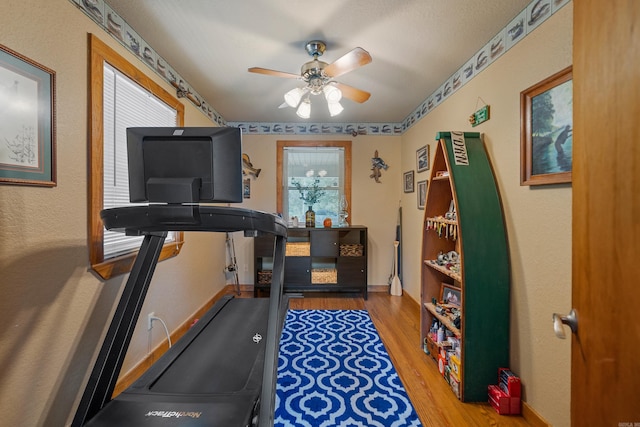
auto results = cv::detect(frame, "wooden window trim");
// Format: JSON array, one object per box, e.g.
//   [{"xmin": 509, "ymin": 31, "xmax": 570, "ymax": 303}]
[
  {"xmin": 88, "ymin": 34, "xmax": 185, "ymax": 280},
  {"xmin": 276, "ymin": 140, "xmax": 352, "ymax": 219}
]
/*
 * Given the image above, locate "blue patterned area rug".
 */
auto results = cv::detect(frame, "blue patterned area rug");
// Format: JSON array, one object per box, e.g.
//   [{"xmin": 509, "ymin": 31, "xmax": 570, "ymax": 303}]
[{"xmin": 275, "ymin": 310, "xmax": 422, "ymax": 426}]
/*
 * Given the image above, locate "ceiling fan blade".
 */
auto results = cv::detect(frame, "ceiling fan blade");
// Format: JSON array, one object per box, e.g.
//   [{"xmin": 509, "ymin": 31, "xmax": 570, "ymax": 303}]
[
  {"xmin": 248, "ymin": 67, "xmax": 300, "ymax": 79},
  {"xmin": 333, "ymin": 82, "xmax": 371, "ymax": 103},
  {"xmin": 323, "ymin": 47, "xmax": 372, "ymax": 78}
]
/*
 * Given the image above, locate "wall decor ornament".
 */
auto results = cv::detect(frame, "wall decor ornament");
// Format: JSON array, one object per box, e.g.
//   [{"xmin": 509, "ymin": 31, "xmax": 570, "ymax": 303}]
[
  {"xmin": 469, "ymin": 98, "xmax": 490, "ymax": 127},
  {"xmin": 0, "ymin": 44, "xmax": 56, "ymax": 186},
  {"xmin": 242, "ymin": 153, "xmax": 261, "ymax": 179},
  {"xmin": 520, "ymin": 65, "xmax": 573, "ymax": 186},
  {"xmin": 243, "ymin": 178, "xmax": 250, "ymax": 198},
  {"xmin": 370, "ymin": 150, "xmax": 388, "ymax": 183},
  {"xmin": 417, "ymin": 180, "xmax": 428, "ymax": 210},
  {"xmin": 416, "ymin": 145, "xmax": 430, "ymax": 173},
  {"xmin": 403, "ymin": 170, "xmax": 415, "ymax": 193}
]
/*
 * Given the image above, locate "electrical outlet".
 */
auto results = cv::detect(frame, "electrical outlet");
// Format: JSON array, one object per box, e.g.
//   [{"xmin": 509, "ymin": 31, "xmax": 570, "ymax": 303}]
[
  {"xmin": 147, "ymin": 312, "xmax": 155, "ymax": 330},
  {"xmin": 244, "ymin": 264, "xmax": 248, "ymax": 272}
]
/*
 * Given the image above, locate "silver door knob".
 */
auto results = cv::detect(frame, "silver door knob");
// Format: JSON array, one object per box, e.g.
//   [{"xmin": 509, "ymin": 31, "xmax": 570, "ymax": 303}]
[{"xmin": 552, "ymin": 309, "xmax": 578, "ymax": 339}]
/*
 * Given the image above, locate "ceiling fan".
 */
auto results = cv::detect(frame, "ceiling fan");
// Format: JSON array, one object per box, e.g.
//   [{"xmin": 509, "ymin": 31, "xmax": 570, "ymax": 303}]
[{"xmin": 248, "ymin": 40, "xmax": 372, "ymax": 118}]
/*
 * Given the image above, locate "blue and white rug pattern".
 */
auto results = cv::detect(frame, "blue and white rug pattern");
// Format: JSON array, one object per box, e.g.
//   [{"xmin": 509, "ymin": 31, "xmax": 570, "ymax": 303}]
[{"xmin": 275, "ymin": 310, "xmax": 422, "ymax": 426}]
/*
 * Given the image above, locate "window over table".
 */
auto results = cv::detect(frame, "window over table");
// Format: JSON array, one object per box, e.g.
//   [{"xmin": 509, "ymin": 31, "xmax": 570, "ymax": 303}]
[
  {"xmin": 89, "ymin": 35, "xmax": 185, "ymax": 280},
  {"xmin": 277, "ymin": 141, "xmax": 351, "ymax": 226}
]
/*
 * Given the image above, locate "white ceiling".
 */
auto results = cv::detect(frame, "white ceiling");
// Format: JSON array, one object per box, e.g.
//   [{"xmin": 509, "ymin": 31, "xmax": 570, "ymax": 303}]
[{"xmin": 103, "ymin": 0, "xmax": 533, "ymax": 125}]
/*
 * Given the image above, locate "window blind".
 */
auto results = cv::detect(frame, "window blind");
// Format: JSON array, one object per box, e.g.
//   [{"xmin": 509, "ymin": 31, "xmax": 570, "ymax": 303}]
[{"xmin": 102, "ymin": 63, "xmax": 178, "ymax": 259}]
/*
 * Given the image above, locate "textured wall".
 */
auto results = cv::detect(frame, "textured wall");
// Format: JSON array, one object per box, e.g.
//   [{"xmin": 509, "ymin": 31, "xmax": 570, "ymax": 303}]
[
  {"xmin": 400, "ymin": 6, "xmax": 573, "ymax": 427},
  {"xmin": 238, "ymin": 133, "xmax": 402, "ymax": 288},
  {"xmin": 0, "ymin": 1, "xmax": 229, "ymax": 425},
  {"xmin": 0, "ymin": 1, "xmax": 572, "ymax": 426}
]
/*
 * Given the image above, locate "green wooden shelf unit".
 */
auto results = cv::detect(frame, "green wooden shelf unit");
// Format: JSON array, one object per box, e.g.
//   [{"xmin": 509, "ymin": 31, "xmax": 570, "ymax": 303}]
[{"xmin": 420, "ymin": 131, "xmax": 510, "ymax": 402}]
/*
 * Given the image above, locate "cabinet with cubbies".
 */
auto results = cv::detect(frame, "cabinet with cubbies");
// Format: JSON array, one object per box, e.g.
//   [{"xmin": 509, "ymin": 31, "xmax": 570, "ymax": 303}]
[
  {"xmin": 420, "ymin": 131, "xmax": 510, "ymax": 402},
  {"xmin": 254, "ymin": 226, "xmax": 367, "ymax": 299}
]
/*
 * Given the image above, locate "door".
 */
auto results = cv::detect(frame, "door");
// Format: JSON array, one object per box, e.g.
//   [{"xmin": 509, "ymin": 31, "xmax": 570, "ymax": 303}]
[
  {"xmin": 283, "ymin": 257, "xmax": 311, "ymax": 287},
  {"xmin": 572, "ymin": 2, "xmax": 640, "ymax": 425},
  {"xmin": 310, "ymin": 230, "xmax": 339, "ymax": 257}
]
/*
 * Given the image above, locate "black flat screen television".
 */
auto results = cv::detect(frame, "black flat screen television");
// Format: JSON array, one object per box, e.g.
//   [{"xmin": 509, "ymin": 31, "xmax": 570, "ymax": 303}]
[{"xmin": 127, "ymin": 127, "xmax": 243, "ymax": 204}]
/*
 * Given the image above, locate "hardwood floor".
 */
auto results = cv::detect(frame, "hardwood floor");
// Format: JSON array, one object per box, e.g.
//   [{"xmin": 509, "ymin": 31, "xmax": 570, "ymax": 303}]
[
  {"xmin": 283, "ymin": 292, "xmax": 535, "ymax": 427},
  {"xmin": 155, "ymin": 287, "xmax": 541, "ymax": 426},
  {"xmin": 117, "ymin": 286, "xmax": 539, "ymax": 425}
]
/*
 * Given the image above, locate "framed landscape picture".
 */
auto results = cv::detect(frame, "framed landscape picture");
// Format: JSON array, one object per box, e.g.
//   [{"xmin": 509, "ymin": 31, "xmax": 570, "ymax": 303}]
[{"xmin": 520, "ymin": 66, "xmax": 572, "ymax": 186}]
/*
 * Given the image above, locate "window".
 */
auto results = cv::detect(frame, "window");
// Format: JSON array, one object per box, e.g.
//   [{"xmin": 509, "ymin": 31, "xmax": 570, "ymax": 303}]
[
  {"xmin": 277, "ymin": 141, "xmax": 351, "ymax": 226},
  {"xmin": 89, "ymin": 35, "xmax": 185, "ymax": 280}
]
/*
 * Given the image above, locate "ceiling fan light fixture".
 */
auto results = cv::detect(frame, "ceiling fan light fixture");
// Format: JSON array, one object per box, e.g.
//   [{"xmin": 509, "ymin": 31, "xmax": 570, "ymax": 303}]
[
  {"xmin": 327, "ymin": 100, "xmax": 344, "ymax": 117},
  {"xmin": 250, "ymin": 40, "xmax": 372, "ymax": 118},
  {"xmin": 296, "ymin": 98, "xmax": 311, "ymax": 119},
  {"xmin": 323, "ymin": 85, "xmax": 342, "ymax": 103},
  {"xmin": 284, "ymin": 87, "xmax": 305, "ymax": 108}
]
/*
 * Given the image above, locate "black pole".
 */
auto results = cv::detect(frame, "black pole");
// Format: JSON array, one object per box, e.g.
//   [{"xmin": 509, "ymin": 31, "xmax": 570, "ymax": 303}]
[
  {"xmin": 72, "ymin": 232, "xmax": 167, "ymax": 426},
  {"xmin": 258, "ymin": 233, "xmax": 286, "ymax": 426}
]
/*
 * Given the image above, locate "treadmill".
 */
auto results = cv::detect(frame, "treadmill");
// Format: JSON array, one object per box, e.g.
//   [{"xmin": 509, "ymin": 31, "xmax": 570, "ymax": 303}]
[{"xmin": 73, "ymin": 128, "xmax": 287, "ymax": 426}]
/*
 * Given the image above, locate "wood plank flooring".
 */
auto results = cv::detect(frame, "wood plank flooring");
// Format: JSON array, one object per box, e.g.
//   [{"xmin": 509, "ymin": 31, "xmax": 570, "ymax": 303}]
[
  {"xmin": 116, "ymin": 287, "xmax": 540, "ymax": 425},
  {"xmin": 284, "ymin": 292, "xmax": 535, "ymax": 427}
]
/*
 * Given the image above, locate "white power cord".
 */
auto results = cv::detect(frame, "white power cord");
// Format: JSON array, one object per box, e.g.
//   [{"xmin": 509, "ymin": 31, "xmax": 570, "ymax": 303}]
[{"xmin": 149, "ymin": 315, "xmax": 172, "ymax": 348}]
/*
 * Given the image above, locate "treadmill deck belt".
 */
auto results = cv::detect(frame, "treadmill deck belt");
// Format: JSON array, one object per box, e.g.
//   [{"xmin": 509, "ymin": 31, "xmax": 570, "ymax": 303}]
[{"xmin": 86, "ymin": 297, "xmax": 270, "ymax": 426}]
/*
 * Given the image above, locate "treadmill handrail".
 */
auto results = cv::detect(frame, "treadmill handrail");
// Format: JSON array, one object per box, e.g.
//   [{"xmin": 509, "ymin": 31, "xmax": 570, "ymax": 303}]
[{"xmin": 101, "ymin": 205, "xmax": 288, "ymax": 237}]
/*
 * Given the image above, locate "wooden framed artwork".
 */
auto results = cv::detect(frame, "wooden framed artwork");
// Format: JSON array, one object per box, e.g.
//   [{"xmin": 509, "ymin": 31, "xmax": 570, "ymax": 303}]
[
  {"xmin": 440, "ymin": 283, "xmax": 461, "ymax": 307},
  {"xmin": 520, "ymin": 66, "xmax": 572, "ymax": 186},
  {"xmin": 416, "ymin": 145, "xmax": 430, "ymax": 173},
  {"xmin": 403, "ymin": 170, "xmax": 415, "ymax": 193},
  {"xmin": 0, "ymin": 44, "xmax": 56, "ymax": 186},
  {"xmin": 417, "ymin": 179, "xmax": 427, "ymax": 209},
  {"xmin": 243, "ymin": 178, "xmax": 251, "ymax": 198}
]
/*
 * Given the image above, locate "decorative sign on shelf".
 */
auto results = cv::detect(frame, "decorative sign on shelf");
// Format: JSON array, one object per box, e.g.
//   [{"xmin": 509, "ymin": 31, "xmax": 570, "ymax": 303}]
[
  {"xmin": 469, "ymin": 105, "xmax": 490, "ymax": 127},
  {"xmin": 451, "ymin": 131, "xmax": 470, "ymax": 166}
]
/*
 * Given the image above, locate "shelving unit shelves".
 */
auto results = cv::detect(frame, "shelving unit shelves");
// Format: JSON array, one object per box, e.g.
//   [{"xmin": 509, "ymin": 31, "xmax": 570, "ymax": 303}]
[
  {"xmin": 420, "ymin": 132, "xmax": 510, "ymax": 402},
  {"xmin": 424, "ymin": 259, "xmax": 462, "ymax": 282},
  {"xmin": 424, "ymin": 302, "xmax": 461, "ymax": 338},
  {"xmin": 255, "ymin": 226, "xmax": 368, "ymax": 299}
]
